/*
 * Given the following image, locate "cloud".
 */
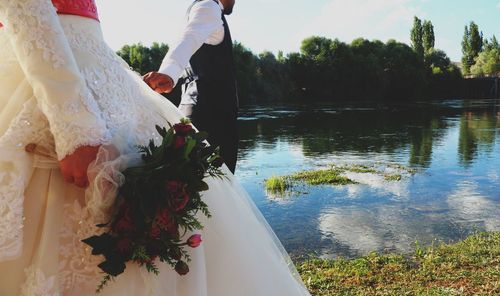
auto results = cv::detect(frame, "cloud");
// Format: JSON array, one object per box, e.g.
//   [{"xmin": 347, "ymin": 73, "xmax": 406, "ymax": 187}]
[
  {"xmin": 497, "ymin": 2, "xmax": 500, "ymax": 8},
  {"xmin": 446, "ymin": 180, "xmax": 500, "ymax": 231},
  {"xmin": 293, "ymin": 0, "xmax": 422, "ymax": 47}
]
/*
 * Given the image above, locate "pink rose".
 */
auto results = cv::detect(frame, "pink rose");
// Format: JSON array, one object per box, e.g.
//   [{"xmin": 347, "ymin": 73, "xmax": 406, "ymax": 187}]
[{"xmin": 187, "ymin": 234, "xmax": 202, "ymax": 248}]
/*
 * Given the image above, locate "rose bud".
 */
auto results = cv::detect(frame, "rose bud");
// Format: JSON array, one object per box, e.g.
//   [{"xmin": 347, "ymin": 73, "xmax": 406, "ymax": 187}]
[
  {"xmin": 173, "ymin": 123, "xmax": 194, "ymax": 136},
  {"xmin": 187, "ymin": 234, "xmax": 202, "ymax": 248},
  {"xmin": 175, "ymin": 261, "xmax": 189, "ymax": 275},
  {"xmin": 173, "ymin": 136, "xmax": 186, "ymax": 149}
]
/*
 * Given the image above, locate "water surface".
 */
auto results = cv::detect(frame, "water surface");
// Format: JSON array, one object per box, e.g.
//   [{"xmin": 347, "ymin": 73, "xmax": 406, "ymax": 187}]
[{"xmin": 235, "ymin": 99, "xmax": 500, "ymax": 258}]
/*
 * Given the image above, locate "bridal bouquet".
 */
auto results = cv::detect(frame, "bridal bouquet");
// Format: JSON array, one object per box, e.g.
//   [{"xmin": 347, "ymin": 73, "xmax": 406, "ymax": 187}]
[{"xmin": 82, "ymin": 119, "xmax": 224, "ymax": 292}]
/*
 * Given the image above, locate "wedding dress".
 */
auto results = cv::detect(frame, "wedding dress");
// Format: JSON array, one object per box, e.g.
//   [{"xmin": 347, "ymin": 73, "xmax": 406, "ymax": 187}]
[{"xmin": 0, "ymin": 0, "xmax": 310, "ymax": 295}]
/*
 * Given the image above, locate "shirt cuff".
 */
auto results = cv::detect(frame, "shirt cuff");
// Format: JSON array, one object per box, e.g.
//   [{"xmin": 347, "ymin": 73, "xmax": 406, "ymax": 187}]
[{"xmin": 158, "ymin": 60, "xmax": 184, "ymax": 87}]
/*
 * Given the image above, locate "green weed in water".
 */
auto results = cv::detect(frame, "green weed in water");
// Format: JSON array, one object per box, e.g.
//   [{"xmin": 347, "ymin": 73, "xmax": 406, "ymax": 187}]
[
  {"xmin": 265, "ymin": 176, "xmax": 291, "ymax": 194},
  {"xmin": 291, "ymin": 169, "xmax": 356, "ymax": 185}
]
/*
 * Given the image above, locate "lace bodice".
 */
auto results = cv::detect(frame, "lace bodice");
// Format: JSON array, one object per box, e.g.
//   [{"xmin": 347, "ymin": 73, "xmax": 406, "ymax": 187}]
[{"xmin": 0, "ymin": 0, "xmax": 110, "ymax": 159}]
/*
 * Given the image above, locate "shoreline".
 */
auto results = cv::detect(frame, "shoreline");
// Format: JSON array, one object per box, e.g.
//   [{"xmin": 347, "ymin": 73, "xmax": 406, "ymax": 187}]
[{"xmin": 296, "ymin": 232, "xmax": 500, "ymax": 295}]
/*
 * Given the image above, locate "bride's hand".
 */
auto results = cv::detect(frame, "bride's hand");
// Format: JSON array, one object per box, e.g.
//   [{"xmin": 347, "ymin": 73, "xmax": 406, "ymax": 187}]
[{"xmin": 59, "ymin": 145, "xmax": 101, "ymax": 188}]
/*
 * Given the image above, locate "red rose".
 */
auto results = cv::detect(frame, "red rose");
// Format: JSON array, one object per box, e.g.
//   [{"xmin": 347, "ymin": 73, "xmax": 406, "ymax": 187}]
[
  {"xmin": 115, "ymin": 238, "xmax": 132, "ymax": 255},
  {"xmin": 173, "ymin": 135, "xmax": 186, "ymax": 149},
  {"xmin": 164, "ymin": 180, "xmax": 184, "ymax": 193},
  {"xmin": 175, "ymin": 261, "xmax": 189, "ymax": 275},
  {"xmin": 172, "ymin": 193, "xmax": 190, "ymax": 212},
  {"xmin": 173, "ymin": 123, "xmax": 194, "ymax": 136},
  {"xmin": 165, "ymin": 221, "xmax": 180, "ymax": 239},
  {"xmin": 150, "ymin": 226, "xmax": 161, "ymax": 239},
  {"xmin": 156, "ymin": 208, "xmax": 172, "ymax": 229},
  {"xmin": 164, "ymin": 181, "xmax": 189, "ymax": 212},
  {"xmin": 114, "ymin": 215, "xmax": 135, "ymax": 232},
  {"xmin": 186, "ymin": 234, "xmax": 202, "ymax": 248}
]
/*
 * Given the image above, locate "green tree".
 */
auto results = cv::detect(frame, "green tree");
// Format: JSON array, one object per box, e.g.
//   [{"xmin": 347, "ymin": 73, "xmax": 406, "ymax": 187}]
[
  {"xmin": 383, "ymin": 39, "xmax": 425, "ymax": 100},
  {"xmin": 470, "ymin": 47, "xmax": 500, "ymax": 77},
  {"xmin": 483, "ymin": 35, "xmax": 499, "ymax": 51},
  {"xmin": 461, "ymin": 22, "xmax": 483, "ymax": 75},
  {"xmin": 251, "ymin": 51, "xmax": 289, "ymax": 102},
  {"xmin": 422, "ymin": 20, "xmax": 435, "ymax": 53},
  {"xmin": 411, "ymin": 16, "xmax": 424, "ymax": 58},
  {"xmin": 117, "ymin": 42, "xmax": 169, "ymax": 75},
  {"xmin": 232, "ymin": 42, "xmax": 259, "ymax": 104}
]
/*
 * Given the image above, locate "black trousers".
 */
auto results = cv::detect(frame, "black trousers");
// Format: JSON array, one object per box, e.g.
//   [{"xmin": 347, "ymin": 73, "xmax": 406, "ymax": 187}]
[{"xmin": 179, "ymin": 103, "xmax": 238, "ymax": 174}]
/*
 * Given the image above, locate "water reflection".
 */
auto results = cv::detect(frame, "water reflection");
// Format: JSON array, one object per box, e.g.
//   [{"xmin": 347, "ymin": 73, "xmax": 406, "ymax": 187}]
[
  {"xmin": 236, "ymin": 100, "xmax": 500, "ymax": 258},
  {"xmin": 458, "ymin": 112, "xmax": 499, "ymax": 167}
]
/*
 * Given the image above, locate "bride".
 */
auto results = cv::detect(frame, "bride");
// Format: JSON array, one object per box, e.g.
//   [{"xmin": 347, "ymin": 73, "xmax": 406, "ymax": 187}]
[{"xmin": 0, "ymin": 0, "xmax": 310, "ymax": 295}]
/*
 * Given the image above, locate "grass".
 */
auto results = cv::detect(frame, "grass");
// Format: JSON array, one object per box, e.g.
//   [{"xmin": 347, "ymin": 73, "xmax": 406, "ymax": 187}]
[
  {"xmin": 264, "ymin": 168, "xmax": 356, "ymax": 196},
  {"xmin": 297, "ymin": 232, "xmax": 500, "ymax": 295},
  {"xmin": 291, "ymin": 169, "xmax": 356, "ymax": 186},
  {"xmin": 384, "ymin": 174, "xmax": 402, "ymax": 181},
  {"xmin": 265, "ymin": 176, "xmax": 291, "ymax": 194},
  {"xmin": 337, "ymin": 164, "xmax": 379, "ymax": 174},
  {"xmin": 264, "ymin": 163, "xmax": 415, "ymax": 197}
]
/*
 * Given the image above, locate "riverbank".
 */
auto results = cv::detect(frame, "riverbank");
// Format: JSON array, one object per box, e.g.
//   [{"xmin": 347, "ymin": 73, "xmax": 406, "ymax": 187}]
[{"xmin": 297, "ymin": 232, "xmax": 500, "ymax": 295}]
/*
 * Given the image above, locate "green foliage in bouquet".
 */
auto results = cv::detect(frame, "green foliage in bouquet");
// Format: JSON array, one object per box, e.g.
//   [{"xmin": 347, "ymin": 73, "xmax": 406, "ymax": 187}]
[{"xmin": 82, "ymin": 119, "xmax": 224, "ymax": 292}]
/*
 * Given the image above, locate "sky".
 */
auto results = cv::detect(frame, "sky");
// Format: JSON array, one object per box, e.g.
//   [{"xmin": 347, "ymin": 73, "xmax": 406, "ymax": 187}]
[{"xmin": 96, "ymin": 0, "xmax": 500, "ymax": 62}]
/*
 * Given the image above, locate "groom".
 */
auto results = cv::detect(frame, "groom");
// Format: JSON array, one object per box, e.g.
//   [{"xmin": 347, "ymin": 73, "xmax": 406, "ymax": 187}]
[{"xmin": 144, "ymin": 0, "xmax": 239, "ymax": 173}]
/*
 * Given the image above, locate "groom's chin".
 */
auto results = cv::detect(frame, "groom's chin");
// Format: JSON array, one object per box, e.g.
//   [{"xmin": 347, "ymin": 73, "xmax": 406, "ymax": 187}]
[{"xmin": 223, "ymin": 8, "xmax": 233, "ymax": 15}]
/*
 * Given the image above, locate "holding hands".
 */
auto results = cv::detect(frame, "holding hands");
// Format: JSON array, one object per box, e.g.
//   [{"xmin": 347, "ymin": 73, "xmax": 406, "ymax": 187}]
[{"xmin": 143, "ymin": 72, "xmax": 174, "ymax": 93}]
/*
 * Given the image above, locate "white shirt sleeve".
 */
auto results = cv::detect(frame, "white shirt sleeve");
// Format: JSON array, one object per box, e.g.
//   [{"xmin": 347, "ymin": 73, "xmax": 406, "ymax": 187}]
[{"xmin": 158, "ymin": 0, "xmax": 224, "ymax": 86}]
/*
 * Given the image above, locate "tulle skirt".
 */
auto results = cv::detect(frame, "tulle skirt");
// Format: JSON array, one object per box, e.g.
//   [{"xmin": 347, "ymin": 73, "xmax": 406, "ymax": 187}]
[{"xmin": 0, "ymin": 15, "xmax": 310, "ymax": 296}]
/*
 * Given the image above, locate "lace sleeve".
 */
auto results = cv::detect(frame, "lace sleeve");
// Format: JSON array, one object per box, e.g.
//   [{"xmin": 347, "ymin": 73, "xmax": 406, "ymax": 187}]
[{"xmin": 0, "ymin": 0, "xmax": 110, "ymax": 159}]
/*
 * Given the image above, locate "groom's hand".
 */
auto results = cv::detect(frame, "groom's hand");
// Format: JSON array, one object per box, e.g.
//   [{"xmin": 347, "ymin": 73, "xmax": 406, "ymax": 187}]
[
  {"xmin": 59, "ymin": 145, "xmax": 101, "ymax": 188},
  {"xmin": 143, "ymin": 72, "xmax": 174, "ymax": 93}
]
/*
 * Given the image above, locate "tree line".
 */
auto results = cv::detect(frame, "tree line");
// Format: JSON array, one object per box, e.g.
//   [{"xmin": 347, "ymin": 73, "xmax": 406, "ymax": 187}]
[
  {"xmin": 117, "ymin": 17, "xmax": 499, "ymax": 106},
  {"xmin": 461, "ymin": 21, "xmax": 500, "ymax": 77}
]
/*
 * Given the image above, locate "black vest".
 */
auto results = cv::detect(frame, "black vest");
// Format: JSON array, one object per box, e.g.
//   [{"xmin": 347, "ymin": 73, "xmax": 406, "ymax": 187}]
[{"xmin": 183, "ymin": 0, "xmax": 238, "ymax": 112}]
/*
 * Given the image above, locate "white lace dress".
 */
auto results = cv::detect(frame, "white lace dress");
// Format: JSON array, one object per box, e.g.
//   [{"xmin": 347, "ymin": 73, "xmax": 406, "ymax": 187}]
[{"xmin": 0, "ymin": 1, "xmax": 310, "ymax": 295}]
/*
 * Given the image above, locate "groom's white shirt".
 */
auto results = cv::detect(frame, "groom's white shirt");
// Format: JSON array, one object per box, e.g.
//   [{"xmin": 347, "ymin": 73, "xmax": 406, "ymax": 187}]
[{"xmin": 158, "ymin": 0, "xmax": 225, "ymax": 86}]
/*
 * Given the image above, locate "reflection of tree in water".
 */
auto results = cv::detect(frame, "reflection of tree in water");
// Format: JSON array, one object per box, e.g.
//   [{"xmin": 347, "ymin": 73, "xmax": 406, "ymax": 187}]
[
  {"xmin": 238, "ymin": 102, "xmax": 498, "ymax": 169},
  {"xmin": 408, "ymin": 118, "xmax": 448, "ymax": 167},
  {"xmin": 238, "ymin": 104, "xmax": 449, "ymax": 167},
  {"xmin": 458, "ymin": 111, "xmax": 498, "ymax": 167}
]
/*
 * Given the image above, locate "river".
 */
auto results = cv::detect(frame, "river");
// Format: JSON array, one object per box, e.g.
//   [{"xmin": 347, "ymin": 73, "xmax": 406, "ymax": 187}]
[{"xmin": 234, "ymin": 99, "xmax": 500, "ymax": 259}]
